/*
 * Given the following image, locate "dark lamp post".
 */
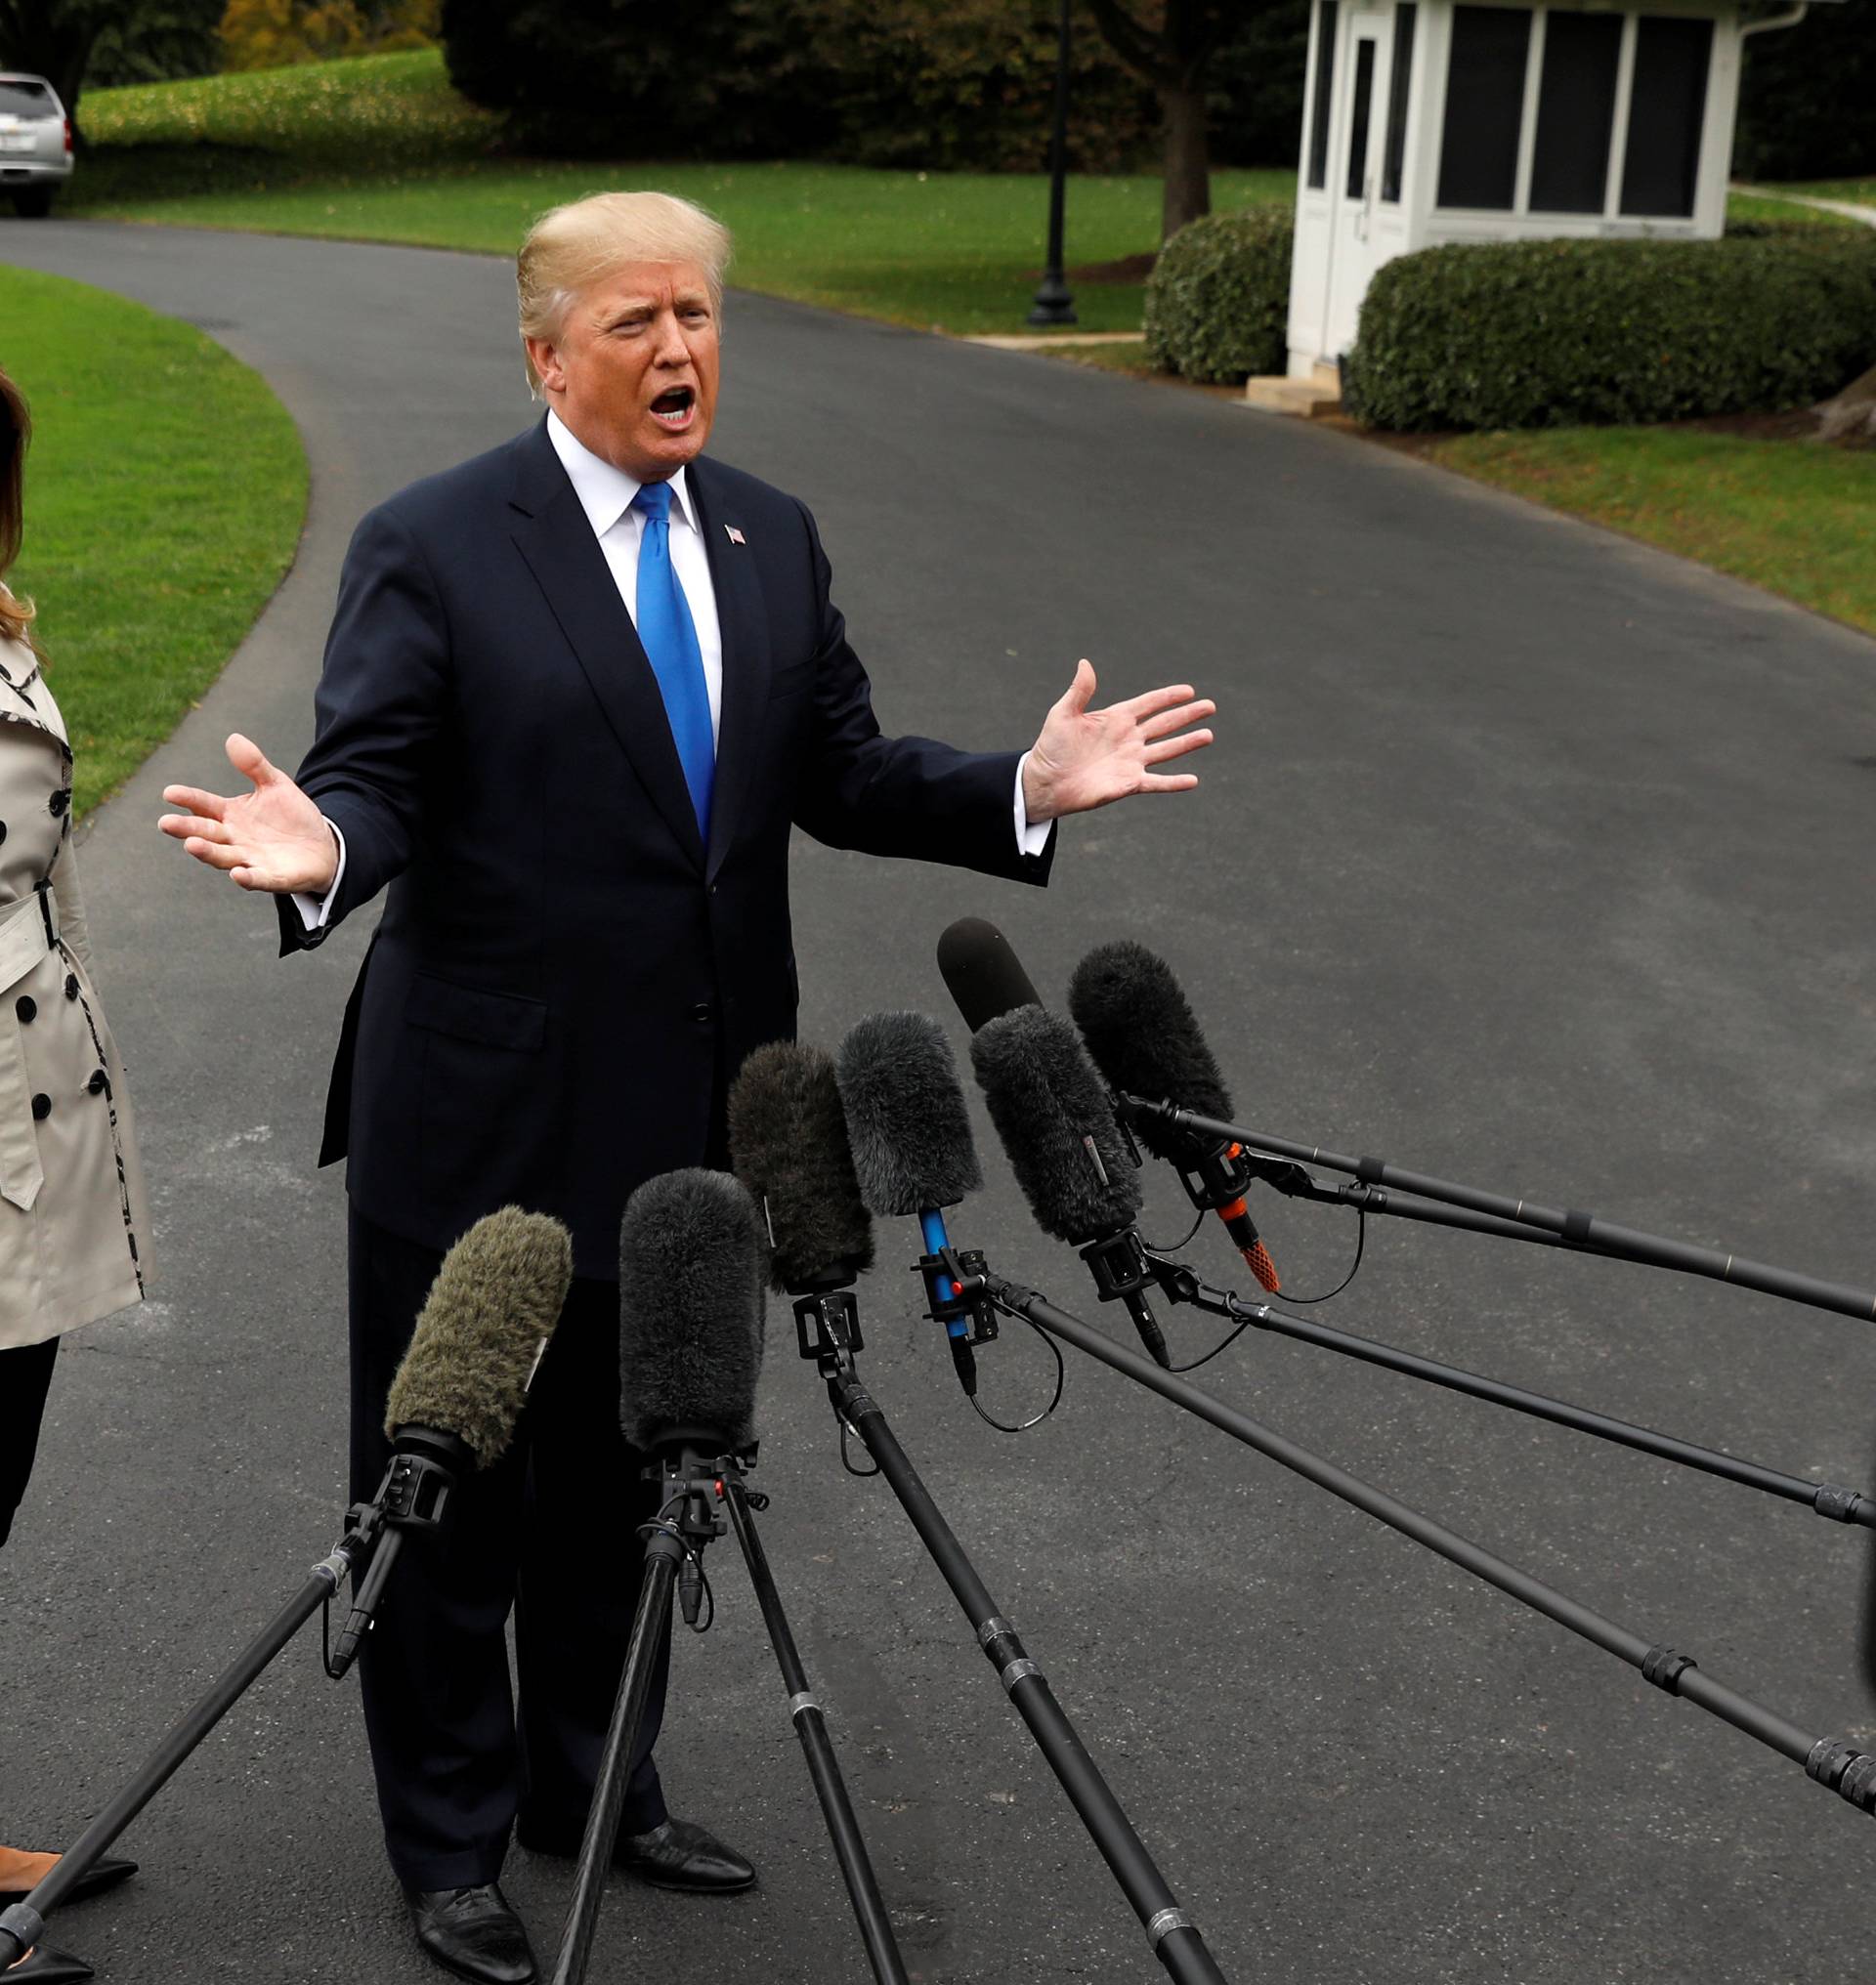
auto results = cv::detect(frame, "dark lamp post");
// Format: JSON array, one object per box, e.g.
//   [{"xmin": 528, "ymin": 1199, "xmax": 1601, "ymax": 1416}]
[{"xmin": 1028, "ymin": 0, "xmax": 1077, "ymax": 327}]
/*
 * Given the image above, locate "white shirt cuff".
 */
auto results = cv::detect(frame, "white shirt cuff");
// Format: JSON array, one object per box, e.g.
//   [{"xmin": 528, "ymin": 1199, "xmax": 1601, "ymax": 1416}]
[
  {"xmin": 291, "ymin": 819, "xmax": 347, "ymax": 931},
  {"xmin": 1013, "ymin": 753, "xmax": 1052, "ymax": 859}
]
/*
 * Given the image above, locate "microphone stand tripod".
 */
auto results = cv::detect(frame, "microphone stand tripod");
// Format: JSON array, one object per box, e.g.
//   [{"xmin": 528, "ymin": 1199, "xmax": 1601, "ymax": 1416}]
[
  {"xmin": 792, "ymin": 1286, "xmax": 1232, "ymax": 1985},
  {"xmin": 1084, "ymin": 1222, "xmax": 1876, "ymax": 1535},
  {"xmin": 942, "ymin": 1249, "xmax": 1876, "ymax": 1833},
  {"xmin": 0, "ymin": 1443, "xmax": 460, "ymax": 1968},
  {"xmin": 548, "ymin": 1438, "xmax": 909, "ymax": 1985},
  {"xmin": 1120, "ymin": 1093, "xmax": 1876, "ymax": 1324}
]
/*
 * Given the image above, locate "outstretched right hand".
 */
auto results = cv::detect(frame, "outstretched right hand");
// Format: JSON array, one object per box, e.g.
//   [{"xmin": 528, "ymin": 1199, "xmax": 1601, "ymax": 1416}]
[{"xmin": 158, "ymin": 733, "xmax": 339, "ymax": 897}]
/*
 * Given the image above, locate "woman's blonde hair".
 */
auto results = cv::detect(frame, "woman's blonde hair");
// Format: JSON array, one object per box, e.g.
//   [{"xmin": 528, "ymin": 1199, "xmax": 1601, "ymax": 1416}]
[
  {"xmin": 517, "ymin": 190, "xmax": 733, "ymax": 392},
  {"xmin": 0, "ymin": 367, "xmax": 38, "ymax": 656}
]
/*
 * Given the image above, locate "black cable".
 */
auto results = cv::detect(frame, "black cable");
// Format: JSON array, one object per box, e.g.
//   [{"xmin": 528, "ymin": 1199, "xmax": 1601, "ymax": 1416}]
[
  {"xmin": 1272, "ymin": 1205, "xmax": 1366, "ymax": 1305},
  {"xmin": 967, "ymin": 1316, "xmax": 1067, "ymax": 1433},
  {"xmin": 1143, "ymin": 1206, "xmax": 1207, "ymax": 1254},
  {"xmin": 840, "ymin": 1416, "xmax": 881, "ymax": 1477},
  {"xmin": 1169, "ymin": 1209, "xmax": 1365, "ymax": 1372}
]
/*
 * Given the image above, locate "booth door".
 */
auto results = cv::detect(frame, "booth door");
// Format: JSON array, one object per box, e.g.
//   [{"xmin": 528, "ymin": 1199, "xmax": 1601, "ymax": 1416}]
[{"xmin": 1323, "ymin": 12, "xmax": 1394, "ymax": 363}]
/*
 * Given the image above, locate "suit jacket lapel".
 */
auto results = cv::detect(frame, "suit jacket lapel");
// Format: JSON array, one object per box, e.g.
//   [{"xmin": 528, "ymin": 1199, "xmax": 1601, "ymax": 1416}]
[
  {"xmin": 507, "ymin": 423, "xmax": 704, "ymax": 871},
  {"xmin": 689, "ymin": 457, "xmax": 771, "ymax": 883}
]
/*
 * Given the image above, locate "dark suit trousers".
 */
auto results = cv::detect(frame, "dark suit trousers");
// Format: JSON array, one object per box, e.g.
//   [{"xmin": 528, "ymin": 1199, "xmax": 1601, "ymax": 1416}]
[{"xmin": 348, "ymin": 1207, "xmax": 670, "ymax": 1889}]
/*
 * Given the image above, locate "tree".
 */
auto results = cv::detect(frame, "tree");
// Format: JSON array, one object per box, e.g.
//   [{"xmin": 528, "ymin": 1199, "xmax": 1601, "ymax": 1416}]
[
  {"xmin": 0, "ymin": 0, "xmax": 115, "ymax": 123},
  {"xmin": 1084, "ymin": 0, "xmax": 1241, "ymax": 240}
]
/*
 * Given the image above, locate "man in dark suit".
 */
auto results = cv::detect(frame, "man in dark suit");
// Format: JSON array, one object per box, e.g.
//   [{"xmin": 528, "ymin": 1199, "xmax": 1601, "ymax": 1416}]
[{"xmin": 159, "ymin": 190, "xmax": 1214, "ymax": 1985}]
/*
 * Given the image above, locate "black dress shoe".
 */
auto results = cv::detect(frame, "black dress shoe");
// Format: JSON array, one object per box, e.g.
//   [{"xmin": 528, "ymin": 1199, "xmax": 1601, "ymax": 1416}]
[
  {"xmin": 0, "ymin": 1855, "xmax": 137, "ymax": 1909},
  {"xmin": 404, "ymin": 1882, "xmax": 537, "ymax": 1985},
  {"xmin": 616, "ymin": 1818, "xmax": 756, "ymax": 1894},
  {"xmin": 4, "ymin": 1945, "xmax": 96, "ymax": 1982},
  {"xmin": 517, "ymin": 1813, "xmax": 756, "ymax": 1895}
]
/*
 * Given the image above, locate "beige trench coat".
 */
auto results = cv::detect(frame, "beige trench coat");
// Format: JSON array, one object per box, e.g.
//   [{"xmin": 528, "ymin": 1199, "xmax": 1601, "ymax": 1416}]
[{"xmin": 0, "ymin": 627, "xmax": 150, "ymax": 1348}]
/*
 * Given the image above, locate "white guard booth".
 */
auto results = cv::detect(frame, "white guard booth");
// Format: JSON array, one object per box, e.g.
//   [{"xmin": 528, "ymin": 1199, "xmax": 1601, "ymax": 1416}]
[{"xmin": 1284, "ymin": 0, "xmax": 1837, "ymax": 382}]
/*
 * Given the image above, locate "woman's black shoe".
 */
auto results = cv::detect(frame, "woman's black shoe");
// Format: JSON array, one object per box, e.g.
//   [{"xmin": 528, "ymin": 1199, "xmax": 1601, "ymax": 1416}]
[{"xmin": 0, "ymin": 1857, "xmax": 136, "ymax": 1910}]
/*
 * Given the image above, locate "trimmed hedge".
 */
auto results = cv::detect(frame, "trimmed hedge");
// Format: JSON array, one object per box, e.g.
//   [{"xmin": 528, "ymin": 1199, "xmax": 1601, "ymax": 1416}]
[
  {"xmin": 1144, "ymin": 206, "xmax": 1294, "ymax": 384},
  {"xmin": 1342, "ymin": 233, "xmax": 1876, "ymax": 433}
]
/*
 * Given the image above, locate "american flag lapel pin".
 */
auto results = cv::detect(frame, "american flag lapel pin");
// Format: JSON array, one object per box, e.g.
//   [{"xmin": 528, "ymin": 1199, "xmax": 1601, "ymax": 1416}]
[{"xmin": 725, "ymin": 525, "xmax": 746, "ymax": 546}]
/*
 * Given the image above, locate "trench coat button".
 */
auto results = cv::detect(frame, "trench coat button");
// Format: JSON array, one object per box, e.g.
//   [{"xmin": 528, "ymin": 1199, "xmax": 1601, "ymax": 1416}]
[
  {"xmin": 64, "ymin": 973, "xmax": 79, "ymax": 1000},
  {"xmin": 87, "ymin": 1068, "xmax": 107, "ymax": 1095},
  {"xmin": 15, "ymin": 995, "xmax": 34, "ymax": 1024},
  {"xmin": 30, "ymin": 1092, "xmax": 50, "ymax": 1120},
  {"xmin": 0, "ymin": 820, "xmax": 7, "ymax": 844},
  {"xmin": 691, "ymin": 1002, "xmax": 713, "ymax": 1024},
  {"xmin": 48, "ymin": 787, "xmax": 68, "ymax": 818}
]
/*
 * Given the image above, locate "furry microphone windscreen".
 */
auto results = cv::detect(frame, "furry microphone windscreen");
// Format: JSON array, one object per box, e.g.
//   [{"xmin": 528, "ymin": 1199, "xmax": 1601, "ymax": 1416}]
[
  {"xmin": 836, "ymin": 1012, "xmax": 983, "ymax": 1216},
  {"xmin": 728, "ymin": 1039, "xmax": 876, "ymax": 1292},
  {"xmin": 383, "ymin": 1207, "xmax": 574, "ymax": 1469},
  {"xmin": 1067, "ymin": 941, "xmax": 1234, "ymax": 1161},
  {"xmin": 937, "ymin": 916, "xmax": 1044, "ymax": 1034},
  {"xmin": 969, "ymin": 1005, "xmax": 1142, "ymax": 1245},
  {"xmin": 617, "ymin": 1168, "xmax": 765, "ymax": 1454}
]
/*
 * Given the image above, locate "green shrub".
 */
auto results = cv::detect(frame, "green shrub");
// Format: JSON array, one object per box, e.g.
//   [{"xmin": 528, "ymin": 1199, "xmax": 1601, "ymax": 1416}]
[
  {"xmin": 1343, "ymin": 234, "xmax": 1876, "ymax": 432},
  {"xmin": 1144, "ymin": 206, "xmax": 1294, "ymax": 384}
]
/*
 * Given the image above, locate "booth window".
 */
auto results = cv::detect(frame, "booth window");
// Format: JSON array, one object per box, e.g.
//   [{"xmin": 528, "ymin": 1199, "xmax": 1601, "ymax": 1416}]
[
  {"xmin": 1307, "ymin": 0, "xmax": 1340, "ymax": 190},
  {"xmin": 1381, "ymin": 3, "xmax": 1418, "ymax": 202},
  {"xmin": 1620, "ymin": 17, "xmax": 1712, "ymax": 217},
  {"xmin": 1436, "ymin": 6, "xmax": 1531, "ymax": 211},
  {"xmin": 1529, "ymin": 14, "xmax": 1622, "ymax": 214}
]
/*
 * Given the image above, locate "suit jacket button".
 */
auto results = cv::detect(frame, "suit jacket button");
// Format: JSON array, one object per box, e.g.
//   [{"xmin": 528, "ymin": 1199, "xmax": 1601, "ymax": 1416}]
[
  {"xmin": 87, "ymin": 1068, "xmax": 107, "ymax": 1095},
  {"xmin": 64, "ymin": 973, "xmax": 79, "ymax": 1000},
  {"xmin": 31, "ymin": 1092, "xmax": 50, "ymax": 1120},
  {"xmin": 15, "ymin": 995, "xmax": 34, "ymax": 1024},
  {"xmin": 691, "ymin": 1002, "xmax": 713, "ymax": 1024}
]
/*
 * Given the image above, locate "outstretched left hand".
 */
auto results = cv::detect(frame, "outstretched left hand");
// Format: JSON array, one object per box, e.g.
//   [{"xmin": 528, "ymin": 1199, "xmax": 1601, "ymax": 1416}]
[{"xmin": 1021, "ymin": 659, "xmax": 1215, "ymax": 824}]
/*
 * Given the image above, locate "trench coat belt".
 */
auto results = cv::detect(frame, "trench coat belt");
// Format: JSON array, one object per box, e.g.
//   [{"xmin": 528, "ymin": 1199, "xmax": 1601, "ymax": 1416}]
[
  {"xmin": 0, "ymin": 881, "xmax": 58, "ymax": 992},
  {"xmin": 0, "ymin": 886, "xmax": 55, "ymax": 1210}
]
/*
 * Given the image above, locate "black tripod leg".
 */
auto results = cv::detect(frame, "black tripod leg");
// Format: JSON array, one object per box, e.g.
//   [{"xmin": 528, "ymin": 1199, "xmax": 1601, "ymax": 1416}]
[
  {"xmin": 547, "ymin": 1543, "xmax": 680, "ymax": 1985},
  {"xmin": 828, "ymin": 1371, "xmax": 1228, "ymax": 1985},
  {"xmin": 722, "ymin": 1483, "xmax": 910, "ymax": 1985},
  {"xmin": 0, "ymin": 1549, "xmax": 358, "ymax": 1967}
]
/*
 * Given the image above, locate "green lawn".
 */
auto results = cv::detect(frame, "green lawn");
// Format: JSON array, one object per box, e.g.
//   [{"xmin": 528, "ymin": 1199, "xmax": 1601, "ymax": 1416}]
[
  {"xmin": 1727, "ymin": 189, "xmax": 1864, "ymax": 227},
  {"xmin": 71, "ymin": 49, "xmax": 1295, "ymax": 335},
  {"xmin": 1426, "ymin": 425, "xmax": 1876, "ymax": 638},
  {"xmin": 1777, "ymin": 178, "xmax": 1876, "ymax": 207},
  {"xmin": 0, "ymin": 267, "xmax": 307, "ymax": 814}
]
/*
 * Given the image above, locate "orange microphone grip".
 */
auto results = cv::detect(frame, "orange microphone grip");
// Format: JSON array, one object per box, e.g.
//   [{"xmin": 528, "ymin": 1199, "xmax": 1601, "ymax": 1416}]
[
  {"xmin": 1218, "ymin": 1146, "xmax": 1281, "ymax": 1291},
  {"xmin": 1240, "ymin": 1240, "xmax": 1281, "ymax": 1293}
]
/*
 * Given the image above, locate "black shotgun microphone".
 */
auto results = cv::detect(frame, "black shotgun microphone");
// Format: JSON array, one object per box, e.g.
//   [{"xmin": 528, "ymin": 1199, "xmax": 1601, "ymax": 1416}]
[
  {"xmin": 937, "ymin": 915, "xmax": 1043, "ymax": 1033},
  {"xmin": 330, "ymin": 1206, "xmax": 574, "ymax": 1676},
  {"xmin": 969, "ymin": 1004, "xmax": 1172, "ymax": 1368},
  {"xmin": 729, "ymin": 1039, "xmax": 876, "ymax": 1295},
  {"xmin": 1069, "ymin": 940, "xmax": 1282, "ymax": 1293},
  {"xmin": 618, "ymin": 1168, "xmax": 766, "ymax": 1459},
  {"xmin": 838, "ymin": 1011, "xmax": 989, "ymax": 1395}
]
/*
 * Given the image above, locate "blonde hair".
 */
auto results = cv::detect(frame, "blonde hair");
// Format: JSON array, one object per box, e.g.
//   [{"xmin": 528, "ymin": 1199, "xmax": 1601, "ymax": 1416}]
[
  {"xmin": 517, "ymin": 190, "xmax": 733, "ymax": 392},
  {"xmin": 0, "ymin": 366, "xmax": 39, "ymax": 656}
]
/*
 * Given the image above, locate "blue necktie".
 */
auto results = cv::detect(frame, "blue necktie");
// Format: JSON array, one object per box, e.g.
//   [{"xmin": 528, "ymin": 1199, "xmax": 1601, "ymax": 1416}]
[{"xmin": 631, "ymin": 480, "xmax": 714, "ymax": 840}]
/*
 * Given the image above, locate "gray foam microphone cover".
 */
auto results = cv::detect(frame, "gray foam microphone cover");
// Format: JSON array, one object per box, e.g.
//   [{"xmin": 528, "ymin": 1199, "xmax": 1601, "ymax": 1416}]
[
  {"xmin": 728, "ymin": 1039, "xmax": 876, "ymax": 1292},
  {"xmin": 618, "ymin": 1168, "xmax": 765, "ymax": 1453},
  {"xmin": 1068, "ymin": 940, "xmax": 1234, "ymax": 1161},
  {"xmin": 383, "ymin": 1206, "xmax": 574, "ymax": 1468},
  {"xmin": 968, "ymin": 1005, "xmax": 1142, "ymax": 1244},
  {"xmin": 837, "ymin": 1011, "xmax": 983, "ymax": 1216}
]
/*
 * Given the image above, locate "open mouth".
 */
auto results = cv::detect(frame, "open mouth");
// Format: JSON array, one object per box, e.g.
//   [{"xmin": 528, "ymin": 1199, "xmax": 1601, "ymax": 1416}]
[{"xmin": 651, "ymin": 385, "xmax": 696, "ymax": 429}]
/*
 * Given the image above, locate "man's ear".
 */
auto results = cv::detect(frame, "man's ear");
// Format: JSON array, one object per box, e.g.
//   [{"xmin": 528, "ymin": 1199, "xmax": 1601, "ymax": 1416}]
[{"xmin": 525, "ymin": 335, "xmax": 564, "ymax": 395}]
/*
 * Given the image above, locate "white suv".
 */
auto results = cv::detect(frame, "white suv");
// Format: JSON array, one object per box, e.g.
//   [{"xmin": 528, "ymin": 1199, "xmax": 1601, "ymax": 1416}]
[{"xmin": 0, "ymin": 73, "xmax": 72, "ymax": 217}]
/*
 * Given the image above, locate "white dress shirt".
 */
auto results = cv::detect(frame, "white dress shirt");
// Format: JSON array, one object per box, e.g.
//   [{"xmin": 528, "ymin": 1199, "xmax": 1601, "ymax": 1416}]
[{"xmin": 296, "ymin": 412, "xmax": 1045, "ymax": 929}]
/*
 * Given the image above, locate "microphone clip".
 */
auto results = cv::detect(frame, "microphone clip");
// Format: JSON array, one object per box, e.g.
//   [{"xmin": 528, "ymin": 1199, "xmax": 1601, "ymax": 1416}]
[
  {"xmin": 1079, "ymin": 1227, "xmax": 1157, "ymax": 1306},
  {"xmin": 917, "ymin": 1248, "xmax": 1000, "ymax": 1348},
  {"xmin": 794, "ymin": 1288, "xmax": 864, "ymax": 1375}
]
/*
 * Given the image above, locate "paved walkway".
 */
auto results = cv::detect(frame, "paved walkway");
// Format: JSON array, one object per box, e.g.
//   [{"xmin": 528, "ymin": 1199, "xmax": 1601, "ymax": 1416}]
[
  {"xmin": 1734, "ymin": 182, "xmax": 1876, "ymax": 227},
  {"xmin": 2, "ymin": 221, "xmax": 1875, "ymax": 1985}
]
